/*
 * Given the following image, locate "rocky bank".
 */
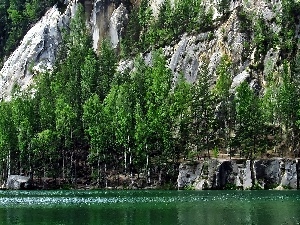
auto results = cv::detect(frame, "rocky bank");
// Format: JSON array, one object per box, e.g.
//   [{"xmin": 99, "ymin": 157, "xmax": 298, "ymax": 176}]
[{"xmin": 178, "ymin": 158, "xmax": 300, "ymax": 190}]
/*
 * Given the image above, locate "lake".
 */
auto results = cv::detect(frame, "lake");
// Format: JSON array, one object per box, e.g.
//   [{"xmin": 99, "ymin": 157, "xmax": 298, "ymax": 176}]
[{"xmin": 0, "ymin": 190, "xmax": 300, "ymax": 225}]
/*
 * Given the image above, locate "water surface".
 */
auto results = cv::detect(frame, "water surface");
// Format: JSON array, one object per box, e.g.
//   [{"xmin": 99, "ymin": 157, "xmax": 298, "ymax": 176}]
[{"xmin": 0, "ymin": 190, "xmax": 299, "ymax": 225}]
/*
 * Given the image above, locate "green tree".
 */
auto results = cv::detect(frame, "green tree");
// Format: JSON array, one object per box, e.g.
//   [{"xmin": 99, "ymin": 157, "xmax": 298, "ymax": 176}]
[
  {"xmin": 120, "ymin": 7, "xmax": 141, "ymax": 57},
  {"xmin": 145, "ymin": 51, "xmax": 172, "ymax": 167},
  {"xmin": 130, "ymin": 57, "xmax": 149, "ymax": 172},
  {"xmin": 55, "ymin": 97, "xmax": 77, "ymax": 180},
  {"xmin": 114, "ymin": 83, "xmax": 135, "ymax": 174},
  {"xmin": 98, "ymin": 40, "xmax": 117, "ymax": 100},
  {"xmin": 277, "ymin": 61, "xmax": 299, "ymax": 155},
  {"xmin": 235, "ymin": 81, "xmax": 266, "ymax": 187},
  {"xmin": 31, "ymin": 129, "xmax": 58, "ymax": 178},
  {"xmin": 11, "ymin": 92, "xmax": 37, "ymax": 174},
  {"xmin": 0, "ymin": 101, "xmax": 17, "ymax": 178},
  {"xmin": 50, "ymin": 4, "xmax": 93, "ymax": 176},
  {"xmin": 35, "ymin": 72, "xmax": 55, "ymax": 130},
  {"xmin": 213, "ymin": 55, "xmax": 233, "ymax": 154},
  {"xmin": 170, "ymin": 74, "xmax": 191, "ymax": 160},
  {"xmin": 138, "ymin": 0, "xmax": 153, "ymax": 50},
  {"xmin": 80, "ymin": 50, "xmax": 99, "ymax": 102},
  {"xmin": 83, "ymin": 94, "xmax": 108, "ymax": 186},
  {"xmin": 190, "ymin": 64, "xmax": 215, "ymax": 158}
]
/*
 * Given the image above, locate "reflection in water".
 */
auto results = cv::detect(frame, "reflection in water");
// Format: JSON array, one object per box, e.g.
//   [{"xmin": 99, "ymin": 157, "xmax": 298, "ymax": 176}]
[{"xmin": 0, "ymin": 190, "xmax": 300, "ymax": 225}]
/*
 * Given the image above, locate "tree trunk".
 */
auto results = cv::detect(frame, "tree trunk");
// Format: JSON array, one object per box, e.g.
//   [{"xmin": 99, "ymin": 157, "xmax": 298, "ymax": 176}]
[
  {"xmin": 70, "ymin": 151, "xmax": 73, "ymax": 183},
  {"xmin": 7, "ymin": 150, "xmax": 11, "ymax": 176},
  {"xmin": 250, "ymin": 134, "xmax": 256, "ymax": 189},
  {"xmin": 146, "ymin": 152, "xmax": 150, "ymax": 185},
  {"xmin": 62, "ymin": 149, "xmax": 65, "ymax": 180},
  {"xmin": 74, "ymin": 158, "xmax": 77, "ymax": 188},
  {"xmin": 124, "ymin": 150, "xmax": 127, "ymax": 175},
  {"xmin": 104, "ymin": 153, "xmax": 107, "ymax": 188},
  {"xmin": 97, "ymin": 152, "xmax": 100, "ymax": 188},
  {"xmin": 206, "ymin": 135, "xmax": 210, "ymax": 159},
  {"xmin": 250, "ymin": 157, "xmax": 255, "ymax": 189}
]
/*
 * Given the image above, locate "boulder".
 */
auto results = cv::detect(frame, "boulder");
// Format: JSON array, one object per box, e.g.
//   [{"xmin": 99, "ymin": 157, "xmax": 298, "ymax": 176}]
[{"xmin": 6, "ymin": 175, "xmax": 33, "ymax": 190}]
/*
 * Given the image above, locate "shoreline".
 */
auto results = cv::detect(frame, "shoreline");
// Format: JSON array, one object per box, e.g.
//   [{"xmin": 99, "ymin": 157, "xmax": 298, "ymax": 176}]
[{"xmin": 3, "ymin": 158, "xmax": 300, "ymax": 191}]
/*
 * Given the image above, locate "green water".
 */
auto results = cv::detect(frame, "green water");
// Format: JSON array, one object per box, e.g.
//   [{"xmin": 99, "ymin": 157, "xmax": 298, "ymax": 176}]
[{"xmin": 0, "ymin": 190, "xmax": 300, "ymax": 225}]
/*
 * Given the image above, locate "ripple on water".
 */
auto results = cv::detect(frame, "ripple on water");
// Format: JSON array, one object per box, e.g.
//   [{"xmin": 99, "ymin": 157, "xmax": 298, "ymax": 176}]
[{"xmin": 0, "ymin": 190, "xmax": 299, "ymax": 208}]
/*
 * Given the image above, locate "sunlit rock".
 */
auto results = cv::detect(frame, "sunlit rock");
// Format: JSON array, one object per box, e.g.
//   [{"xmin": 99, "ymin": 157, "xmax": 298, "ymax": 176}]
[
  {"xmin": 6, "ymin": 175, "xmax": 33, "ymax": 190},
  {"xmin": 109, "ymin": 4, "xmax": 128, "ymax": 49},
  {"xmin": 280, "ymin": 159, "xmax": 298, "ymax": 189},
  {"xmin": 90, "ymin": 0, "xmax": 115, "ymax": 51},
  {"xmin": 0, "ymin": 1, "xmax": 78, "ymax": 99}
]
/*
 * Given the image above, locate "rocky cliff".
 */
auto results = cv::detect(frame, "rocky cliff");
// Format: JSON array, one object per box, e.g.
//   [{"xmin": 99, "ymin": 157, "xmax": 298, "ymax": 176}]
[
  {"xmin": 0, "ymin": 1, "xmax": 78, "ymax": 99},
  {"xmin": 0, "ymin": 0, "xmax": 129, "ymax": 99},
  {"xmin": 1, "ymin": 0, "xmax": 298, "ymax": 98},
  {"xmin": 178, "ymin": 158, "xmax": 300, "ymax": 190}
]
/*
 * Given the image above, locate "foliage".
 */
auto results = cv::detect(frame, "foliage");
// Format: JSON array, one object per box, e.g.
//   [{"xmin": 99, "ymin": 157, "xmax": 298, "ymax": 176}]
[
  {"xmin": 1, "ymin": 0, "xmax": 300, "ymax": 186},
  {"xmin": 190, "ymin": 64, "xmax": 215, "ymax": 158},
  {"xmin": 224, "ymin": 183, "xmax": 238, "ymax": 190},
  {"xmin": 234, "ymin": 81, "xmax": 266, "ymax": 158},
  {"xmin": 184, "ymin": 184, "xmax": 195, "ymax": 190},
  {"xmin": 212, "ymin": 147, "xmax": 219, "ymax": 158},
  {"xmin": 121, "ymin": 0, "xmax": 213, "ymax": 57},
  {"xmin": 213, "ymin": 55, "xmax": 233, "ymax": 154},
  {"xmin": 217, "ymin": 0, "xmax": 230, "ymax": 16},
  {"xmin": 251, "ymin": 183, "xmax": 263, "ymax": 190}
]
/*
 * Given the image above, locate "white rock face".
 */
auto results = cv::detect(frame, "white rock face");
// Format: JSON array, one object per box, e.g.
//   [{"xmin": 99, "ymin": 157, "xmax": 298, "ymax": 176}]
[
  {"xmin": 109, "ymin": 4, "xmax": 128, "ymax": 49},
  {"xmin": 90, "ymin": 0, "xmax": 115, "ymax": 51},
  {"xmin": 0, "ymin": 1, "xmax": 78, "ymax": 99},
  {"xmin": 90, "ymin": 0, "xmax": 128, "ymax": 52},
  {"xmin": 150, "ymin": 0, "xmax": 165, "ymax": 17},
  {"xmin": 177, "ymin": 162, "xmax": 202, "ymax": 188},
  {"xmin": 241, "ymin": 160, "xmax": 252, "ymax": 189},
  {"xmin": 0, "ymin": 0, "xmax": 129, "ymax": 99},
  {"xmin": 280, "ymin": 159, "xmax": 298, "ymax": 189},
  {"xmin": 162, "ymin": 6, "xmax": 248, "ymax": 86},
  {"xmin": 231, "ymin": 70, "xmax": 250, "ymax": 90}
]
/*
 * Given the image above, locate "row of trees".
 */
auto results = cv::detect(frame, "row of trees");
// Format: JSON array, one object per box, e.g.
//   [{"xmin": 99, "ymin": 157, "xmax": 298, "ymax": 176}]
[{"xmin": 0, "ymin": 2, "xmax": 300, "ymax": 187}]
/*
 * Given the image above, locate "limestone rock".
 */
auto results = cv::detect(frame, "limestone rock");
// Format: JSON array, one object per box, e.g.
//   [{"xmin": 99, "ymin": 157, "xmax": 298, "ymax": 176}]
[
  {"xmin": 6, "ymin": 175, "xmax": 33, "ymax": 190},
  {"xmin": 231, "ymin": 70, "xmax": 250, "ymax": 90},
  {"xmin": 109, "ymin": 4, "xmax": 128, "ymax": 49},
  {"xmin": 241, "ymin": 160, "xmax": 252, "ymax": 189},
  {"xmin": 280, "ymin": 159, "xmax": 298, "ymax": 189},
  {"xmin": 177, "ymin": 161, "xmax": 202, "ymax": 189},
  {"xmin": 0, "ymin": 1, "xmax": 78, "ymax": 99},
  {"xmin": 178, "ymin": 159, "xmax": 300, "ymax": 190}
]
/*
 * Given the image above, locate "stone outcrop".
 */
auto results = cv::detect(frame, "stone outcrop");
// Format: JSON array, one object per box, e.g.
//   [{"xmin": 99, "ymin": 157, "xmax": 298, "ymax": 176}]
[
  {"xmin": 6, "ymin": 175, "xmax": 33, "ymax": 190},
  {"xmin": 90, "ymin": 0, "xmax": 129, "ymax": 51},
  {"xmin": 109, "ymin": 4, "xmax": 128, "ymax": 49},
  {"xmin": 178, "ymin": 159, "xmax": 300, "ymax": 190},
  {"xmin": 0, "ymin": 1, "xmax": 78, "ymax": 100}
]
